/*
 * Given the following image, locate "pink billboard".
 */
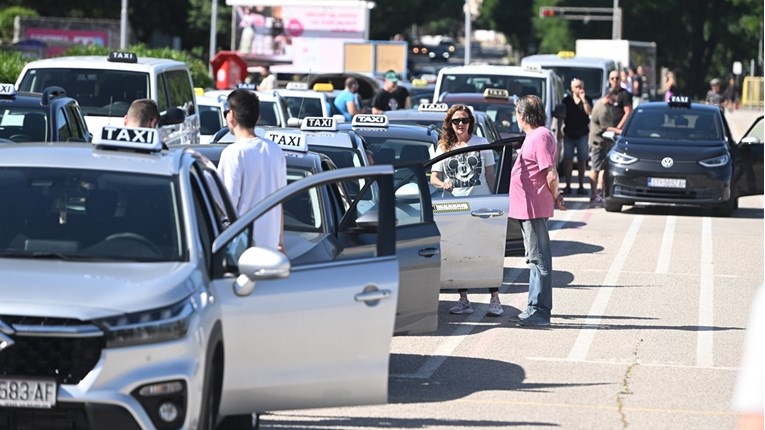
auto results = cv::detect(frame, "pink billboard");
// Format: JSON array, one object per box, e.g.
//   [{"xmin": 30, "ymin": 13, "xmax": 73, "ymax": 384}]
[{"xmin": 25, "ymin": 28, "xmax": 109, "ymax": 56}]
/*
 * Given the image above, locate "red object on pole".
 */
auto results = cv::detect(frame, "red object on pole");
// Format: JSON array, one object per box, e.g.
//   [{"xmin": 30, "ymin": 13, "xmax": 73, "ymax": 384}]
[{"xmin": 210, "ymin": 51, "xmax": 248, "ymax": 90}]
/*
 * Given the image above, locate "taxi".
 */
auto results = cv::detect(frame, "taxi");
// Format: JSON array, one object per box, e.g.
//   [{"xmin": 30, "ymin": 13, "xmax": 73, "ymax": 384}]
[
  {"xmin": 16, "ymin": 51, "xmax": 201, "ymax": 145},
  {"xmin": 196, "ymin": 95, "xmax": 226, "ymax": 144},
  {"xmin": 192, "ymin": 118, "xmax": 442, "ymax": 335},
  {"xmin": 440, "ymin": 88, "xmax": 524, "ymax": 141},
  {"xmin": 604, "ymin": 96, "xmax": 764, "ymax": 215},
  {"xmin": 0, "ymin": 83, "xmax": 90, "ymax": 143},
  {"xmin": 277, "ymin": 82, "xmax": 335, "ymax": 119},
  {"xmin": 384, "ymin": 102, "xmax": 503, "ymax": 143},
  {"xmin": 340, "ymin": 114, "xmax": 527, "ymax": 286},
  {"xmin": 0, "ymin": 126, "xmax": 403, "ymax": 429},
  {"xmin": 205, "ymin": 84, "xmax": 292, "ymax": 128}
]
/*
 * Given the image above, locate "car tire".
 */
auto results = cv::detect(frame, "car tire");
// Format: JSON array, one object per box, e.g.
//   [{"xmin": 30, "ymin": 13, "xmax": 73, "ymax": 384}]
[
  {"xmin": 604, "ymin": 198, "xmax": 622, "ymax": 213},
  {"xmin": 713, "ymin": 197, "xmax": 737, "ymax": 217},
  {"xmin": 199, "ymin": 363, "xmax": 219, "ymax": 430},
  {"xmin": 217, "ymin": 413, "xmax": 256, "ymax": 430}
]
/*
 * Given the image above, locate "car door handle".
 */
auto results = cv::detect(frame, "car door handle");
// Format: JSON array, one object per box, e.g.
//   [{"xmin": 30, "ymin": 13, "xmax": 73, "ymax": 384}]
[
  {"xmin": 471, "ymin": 209, "xmax": 505, "ymax": 218},
  {"xmin": 354, "ymin": 289, "xmax": 392, "ymax": 303},
  {"xmin": 418, "ymin": 247, "xmax": 440, "ymax": 258}
]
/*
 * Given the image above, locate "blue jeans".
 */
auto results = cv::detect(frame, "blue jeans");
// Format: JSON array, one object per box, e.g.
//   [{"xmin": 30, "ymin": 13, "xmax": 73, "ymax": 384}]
[{"xmin": 519, "ymin": 218, "xmax": 553, "ymax": 318}]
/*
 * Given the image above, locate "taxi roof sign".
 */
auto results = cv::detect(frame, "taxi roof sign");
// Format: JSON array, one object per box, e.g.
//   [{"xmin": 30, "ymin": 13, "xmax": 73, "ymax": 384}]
[
  {"xmin": 108, "ymin": 51, "xmax": 138, "ymax": 63},
  {"xmin": 0, "ymin": 83, "xmax": 17, "ymax": 97},
  {"xmin": 483, "ymin": 88, "xmax": 510, "ymax": 99},
  {"xmin": 418, "ymin": 102, "xmax": 449, "ymax": 112},
  {"xmin": 94, "ymin": 126, "xmax": 162, "ymax": 152},
  {"xmin": 301, "ymin": 116, "xmax": 337, "ymax": 131},
  {"xmin": 286, "ymin": 82, "xmax": 309, "ymax": 91},
  {"xmin": 557, "ymin": 50, "xmax": 576, "ymax": 59},
  {"xmin": 237, "ymin": 83, "xmax": 257, "ymax": 91},
  {"xmin": 312, "ymin": 83, "xmax": 334, "ymax": 92},
  {"xmin": 265, "ymin": 131, "xmax": 308, "ymax": 152},
  {"xmin": 668, "ymin": 95, "xmax": 692, "ymax": 108},
  {"xmin": 351, "ymin": 114, "xmax": 389, "ymax": 127}
]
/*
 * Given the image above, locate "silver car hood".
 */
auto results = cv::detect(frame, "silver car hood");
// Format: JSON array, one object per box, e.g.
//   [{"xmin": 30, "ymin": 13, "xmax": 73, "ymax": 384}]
[{"xmin": 0, "ymin": 260, "xmax": 202, "ymax": 320}]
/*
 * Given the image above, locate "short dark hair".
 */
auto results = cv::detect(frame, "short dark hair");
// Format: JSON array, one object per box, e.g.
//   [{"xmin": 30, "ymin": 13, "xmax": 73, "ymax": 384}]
[
  {"xmin": 227, "ymin": 89, "xmax": 261, "ymax": 129},
  {"xmin": 126, "ymin": 99, "xmax": 159, "ymax": 127},
  {"xmin": 515, "ymin": 95, "xmax": 546, "ymax": 128},
  {"xmin": 344, "ymin": 77, "xmax": 358, "ymax": 88}
]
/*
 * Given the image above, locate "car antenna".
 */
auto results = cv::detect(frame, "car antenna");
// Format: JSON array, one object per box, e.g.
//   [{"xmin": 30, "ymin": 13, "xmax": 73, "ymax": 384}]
[{"xmin": 297, "ymin": 68, "xmax": 311, "ymax": 120}]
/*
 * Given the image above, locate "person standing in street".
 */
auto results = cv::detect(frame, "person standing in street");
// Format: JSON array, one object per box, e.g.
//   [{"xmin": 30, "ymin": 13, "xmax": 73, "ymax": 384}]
[
  {"xmin": 587, "ymin": 88, "xmax": 621, "ymax": 205},
  {"xmin": 724, "ymin": 77, "xmax": 740, "ymax": 112},
  {"xmin": 217, "ymin": 89, "xmax": 287, "ymax": 251},
  {"xmin": 561, "ymin": 78, "xmax": 592, "ymax": 195},
  {"xmin": 372, "ymin": 71, "xmax": 409, "ymax": 113},
  {"xmin": 257, "ymin": 65, "xmax": 276, "ymax": 91},
  {"xmin": 508, "ymin": 95, "xmax": 566, "ymax": 327},
  {"xmin": 608, "ymin": 70, "xmax": 633, "ymax": 131},
  {"xmin": 706, "ymin": 78, "xmax": 725, "ymax": 110},
  {"xmin": 334, "ymin": 77, "xmax": 363, "ymax": 121},
  {"xmin": 431, "ymin": 104, "xmax": 501, "ymax": 317}
]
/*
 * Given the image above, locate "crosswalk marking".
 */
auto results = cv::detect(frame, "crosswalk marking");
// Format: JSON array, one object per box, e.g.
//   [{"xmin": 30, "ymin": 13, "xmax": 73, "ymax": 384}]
[
  {"xmin": 656, "ymin": 215, "xmax": 676, "ymax": 273},
  {"xmin": 697, "ymin": 217, "xmax": 715, "ymax": 368}
]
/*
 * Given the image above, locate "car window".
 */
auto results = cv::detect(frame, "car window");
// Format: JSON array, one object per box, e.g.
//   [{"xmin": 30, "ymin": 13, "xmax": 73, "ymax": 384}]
[
  {"xmin": 18, "ymin": 68, "xmax": 149, "ymax": 117},
  {"xmin": 283, "ymin": 167, "xmax": 323, "ymax": 232},
  {"xmin": 625, "ymin": 110, "xmax": 723, "ymax": 141},
  {"xmin": 285, "ymin": 97, "xmax": 324, "ymax": 119},
  {"xmin": 0, "ymin": 109, "xmax": 48, "ymax": 142},
  {"xmin": 65, "ymin": 103, "xmax": 87, "ymax": 141},
  {"xmin": 428, "ymin": 144, "xmax": 504, "ymax": 199},
  {"xmin": 258, "ymin": 101, "xmax": 279, "ymax": 126},
  {"xmin": 0, "ymin": 168, "xmax": 184, "ymax": 261},
  {"xmin": 56, "ymin": 107, "xmax": 72, "ymax": 141},
  {"xmin": 157, "ymin": 73, "xmax": 170, "ymax": 112},
  {"xmin": 164, "ymin": 70, "xmax": 195, "ymax": 115}
]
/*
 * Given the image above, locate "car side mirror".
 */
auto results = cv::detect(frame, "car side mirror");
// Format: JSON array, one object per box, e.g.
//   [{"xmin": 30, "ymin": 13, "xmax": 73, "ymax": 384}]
[
  {"xmin": 235, "ymin": 246, "xmax": 291, "ymax": 296},
  {"xmin": 160, "ymin": 107, "xmax": 186, "ymax": 126},
  {"xmin": 286, "ymin": 117, "xmax": 301, "ymax": 128},
  {"xmin": 602, "ymin": 130, "xmax": 616, "ymax": 141},
  {"xmin": 740, "ymin": 136, "xmax": 761, "ymax": 146},
  {"xmin": 395, "ymin": 182, "xmax": 420, "ymax": 203}
]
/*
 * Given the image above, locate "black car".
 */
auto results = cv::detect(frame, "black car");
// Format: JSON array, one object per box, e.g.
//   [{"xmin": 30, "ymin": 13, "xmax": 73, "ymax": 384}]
[
  {"xmin": 604, "ymin": 97, "xmax": 763, "ymax": 216},
  {"xmin": 0, "ymin": 84, "xmax": 90, "ymax": 143}
]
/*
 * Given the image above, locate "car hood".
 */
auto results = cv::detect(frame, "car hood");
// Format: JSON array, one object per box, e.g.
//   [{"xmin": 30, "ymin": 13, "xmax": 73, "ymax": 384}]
[
  {"xmin": 614, "ymin": 138, "xmax": 728, "ymax": 161},
  {"xmin": 0, "ymin": 260, "xmax": 203, "ymax": 320}
]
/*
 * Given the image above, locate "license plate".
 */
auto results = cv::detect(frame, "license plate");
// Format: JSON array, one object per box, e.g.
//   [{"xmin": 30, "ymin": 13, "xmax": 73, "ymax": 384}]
[
  {"xmin": 0, "ymin": 377, "xmax": 57, "ymax": 408},
  {"xmin": 648, "ymin": 177, "xmax": 686, "ymax": 188}
]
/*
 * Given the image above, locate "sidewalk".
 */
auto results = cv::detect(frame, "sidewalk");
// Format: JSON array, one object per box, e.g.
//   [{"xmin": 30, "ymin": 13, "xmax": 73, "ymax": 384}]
[{"xmin": 725, "ymin": 107, "xmax": 763, "ymax": 141}]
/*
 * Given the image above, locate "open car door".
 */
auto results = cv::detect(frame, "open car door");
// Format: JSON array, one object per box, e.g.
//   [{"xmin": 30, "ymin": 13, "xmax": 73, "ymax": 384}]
[
  {"xmin": 733, "ymin": 115, "xmax": 764, "ymax": 198},
  {"xmin": 424, "ymin": 137, "xmax": 522, "ymax": 290},
  {"xmin": 211, "ymin": 166, "xmax": 399, "ymax": 416}
]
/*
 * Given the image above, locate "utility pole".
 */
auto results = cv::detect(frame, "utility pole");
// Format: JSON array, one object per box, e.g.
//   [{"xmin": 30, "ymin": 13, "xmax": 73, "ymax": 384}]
[
  {"xmin": 210, "ymin": 0, "xmax": 217, "ymax": 75},
  {"xmin": 120, "ymin": 0, "xmax": 128, "ymax": 49},
  {"xmin": 612, "ymin": 0, "xmax": 621, "ymax": 40},
  {"xmin": 464, "ymin": 0, "xmax": 471, "ymax": 65}
]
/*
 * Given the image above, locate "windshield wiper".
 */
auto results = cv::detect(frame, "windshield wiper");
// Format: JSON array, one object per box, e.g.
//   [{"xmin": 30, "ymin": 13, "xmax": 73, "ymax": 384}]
[{"xmin": 0, "ymin": 251, "xmax": 92, "ymax": 261}]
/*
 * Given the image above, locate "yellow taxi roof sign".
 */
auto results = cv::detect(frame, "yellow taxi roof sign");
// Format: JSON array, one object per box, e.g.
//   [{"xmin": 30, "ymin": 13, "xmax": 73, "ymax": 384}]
[
  {"xmin": 557, "ymin": 50, "xmax": 576, "ymax": 59},
  {"xmin": 312, "ymin": 83, "xmax": 334, "ymax": 92},
  {"xmin": 194, "ymin": 87, "xmax": 204, "ymax": 96}
]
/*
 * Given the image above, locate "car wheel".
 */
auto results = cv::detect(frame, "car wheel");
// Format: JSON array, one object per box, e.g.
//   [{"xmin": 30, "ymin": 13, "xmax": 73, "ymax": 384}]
[
  {"xmin": 604, "ymin": 198, "xmax": 622, "ymax": 213},
  {"xmin": 217, "ymin": 413, "xmax": 255, "ymax": 430},
  {"xmin": 713, "ymin": 197, "xmax": 736, "ymax": 217},
  {"xmin": 199, "ymin": 363, "xmax": 219, "ymax": 430}
]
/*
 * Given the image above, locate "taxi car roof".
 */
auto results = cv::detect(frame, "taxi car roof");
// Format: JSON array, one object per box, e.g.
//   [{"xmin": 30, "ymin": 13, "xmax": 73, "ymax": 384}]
[
  {"xmin": 634, "ymin": 100, "xmax": 720, "ymax": 113},
  {"xmin": 441, "ymin": 93, "xmax": 516, "ymax": 104},
  {"xmin": 0, "ymin": 143, "xmax": 180, "ymax": 176},
  {"xmin": 173, "ymin": 143, "xmax": 324, "ymax": 170},
  {"xmin": 20, "ymin": 55, "xmax": 187, "ymax": 71},
  {"xmin": 521, "ymin": 54, "xmax": 615, "ymax": 67},
  {"xmin": 384, "ymin": 109, "xmax": 446, "ymax": 121},
  {"xmin": 338, "ymin": 121, "xmax": 440, "ymax": 140},
  {"xmin": 439, "ymin": 64, "xmax": 551, "ymax": 77}
]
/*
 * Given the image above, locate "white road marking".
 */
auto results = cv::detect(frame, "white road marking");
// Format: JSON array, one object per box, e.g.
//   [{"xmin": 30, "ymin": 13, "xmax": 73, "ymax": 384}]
[
  {"xmin": 529, "ymin": 356, "xmax": 739, "ymax": 371},
  {"xmin": 697, "ymin": 217, "xmax": 714, "ymax": 368},
  {"xmin": 655, "ymin": 215, "xmax": 676, "ymax": 273},
  {"xmin": 567, "ymin": 215, "xmax": 644, "ymax": 362}
]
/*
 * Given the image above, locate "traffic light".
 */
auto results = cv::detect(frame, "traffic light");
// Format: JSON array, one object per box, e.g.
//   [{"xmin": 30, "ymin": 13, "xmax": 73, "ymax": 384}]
[{"xmin": 539, "ymin": 7, "xmax": 556, "ymax": 18}]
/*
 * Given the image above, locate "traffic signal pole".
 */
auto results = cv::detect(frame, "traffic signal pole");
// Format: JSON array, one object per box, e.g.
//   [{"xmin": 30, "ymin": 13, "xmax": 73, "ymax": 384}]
[{"xmin": 539, "ymin": 5, "xmax": 622, "ymax": 40}]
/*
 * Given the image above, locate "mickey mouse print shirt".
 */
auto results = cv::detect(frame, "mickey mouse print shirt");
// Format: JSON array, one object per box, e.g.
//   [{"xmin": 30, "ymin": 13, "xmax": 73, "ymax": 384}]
[{"xmin": 431, "ymin": 135, "xmax": 494, "ymax": 197}]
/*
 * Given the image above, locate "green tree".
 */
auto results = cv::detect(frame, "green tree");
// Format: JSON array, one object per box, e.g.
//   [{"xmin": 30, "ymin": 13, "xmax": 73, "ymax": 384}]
[
  {"xmin": 476, "ymin": 0, "xmax": 533, "ymax": 54},
  {"xmin": 532, "ymin": 0, "xmax": 572, "ymax": 54},
  {"xmin": 185, "ymin": 0, "xmax": 232, "ymax": 55},
  {"xmin": 0, "ymin": 6, "xmax": 39, "ymax": 41},
  {"xmin": 0, "ymin": 49, "xmax": 28, "ymax": 83}
]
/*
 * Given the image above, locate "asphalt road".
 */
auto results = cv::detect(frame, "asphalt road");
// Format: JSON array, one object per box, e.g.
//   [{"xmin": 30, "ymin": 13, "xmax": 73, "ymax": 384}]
[{"xmin": 258, "ymin": 192, "xmax": 763, "ymax": 430}]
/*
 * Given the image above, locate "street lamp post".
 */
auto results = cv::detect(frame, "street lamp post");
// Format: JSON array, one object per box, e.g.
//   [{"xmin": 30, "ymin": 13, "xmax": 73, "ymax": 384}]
[
  {"xmin": 210, "ymin": 0, "xmax": 218, "ymax": 74},
  {"xmin": 464, "ymin": 0, "xmax": 471, "ymax": 65},
  {"xmin": 120, "ymin": 0, "xmax": 128, "ymax": 49}
]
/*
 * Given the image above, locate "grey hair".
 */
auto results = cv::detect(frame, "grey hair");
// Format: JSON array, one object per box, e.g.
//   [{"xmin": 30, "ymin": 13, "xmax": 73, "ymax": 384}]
[{"xmin": 515, "ymin": 95, "xmax": 546, "ymax": 128}]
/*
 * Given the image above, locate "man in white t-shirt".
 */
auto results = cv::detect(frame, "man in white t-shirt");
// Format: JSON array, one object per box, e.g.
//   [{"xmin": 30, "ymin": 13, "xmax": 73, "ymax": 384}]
[{"xmin": 217, "ymin": 89, "xmax": 286, "ymax": 251}]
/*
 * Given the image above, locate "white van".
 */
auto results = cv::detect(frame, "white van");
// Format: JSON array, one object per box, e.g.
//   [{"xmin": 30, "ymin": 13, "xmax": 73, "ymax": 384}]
[
  {"xmin": 521, "ymin": 52, "xmax": 616, "ymax": 100},
  {"xmin": 16, "ymin": 51, "xmax": 200, "ymax": 145}
]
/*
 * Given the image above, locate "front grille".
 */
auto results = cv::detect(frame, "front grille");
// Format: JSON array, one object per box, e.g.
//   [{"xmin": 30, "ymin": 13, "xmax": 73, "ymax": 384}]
[
  {"xmin": 0, "ymin": 403, "xmax": 140, "ymax": 430},
  {"xmin": 0, "ymin": 316, "xmax": 104, "ymax": 384}
]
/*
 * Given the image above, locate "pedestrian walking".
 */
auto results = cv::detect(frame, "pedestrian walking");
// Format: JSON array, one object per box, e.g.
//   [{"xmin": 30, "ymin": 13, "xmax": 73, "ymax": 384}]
[
  {"xmin": 561, "ymin": 78, "xmax": 592, "ymax": 195},
  {"xmin": 705, "ymin": 78, "xmax": 725, "ymax": 110},
  {"xmin": 587, "ymin": 88, "xmax": 621, "ymax": 205},
  {"xmin": 663, "ymin": 71, "xmax": 677, "ymax": 102},
  {"xmin": 508, "ymin": 95, "xmax": 566, "ymax": 327},
  {"xmin": 608, "ymin": 70, "xmax": 632, "ymax": 131},
  {"xmin": 724, "ymin": 77, "xmax": 740, "ymax": 112}
]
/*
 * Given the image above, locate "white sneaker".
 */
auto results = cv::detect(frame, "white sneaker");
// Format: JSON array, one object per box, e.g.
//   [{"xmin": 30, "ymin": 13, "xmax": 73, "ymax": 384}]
[
  {"xmin": 449, "ymin": 297, "xmax": 474, "ymax": 315},
  {"xmin": 487, "ymin": 297, "xmax": 503, "ymax": 316}
]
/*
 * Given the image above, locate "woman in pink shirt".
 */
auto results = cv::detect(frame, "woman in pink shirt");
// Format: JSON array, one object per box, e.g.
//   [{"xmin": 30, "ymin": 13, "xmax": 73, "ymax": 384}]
[{"xmin": 508, "ymin": 95, "xmax": 566, "ymax": 327}]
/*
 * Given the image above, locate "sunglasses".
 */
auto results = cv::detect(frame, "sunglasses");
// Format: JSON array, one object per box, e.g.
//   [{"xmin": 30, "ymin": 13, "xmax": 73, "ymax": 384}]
[
  {"xmin": 223, "ymin": 109, "xmax": 230, "ymax": 117},
  {"xmin": 450, "ymin": 117, "xmax": 471, "ymax": 125}
]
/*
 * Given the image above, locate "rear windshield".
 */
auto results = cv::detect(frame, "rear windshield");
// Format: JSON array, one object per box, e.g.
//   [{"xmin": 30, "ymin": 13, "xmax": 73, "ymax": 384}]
[
  {"xmin": 623, "ymin": 109, "xmax": 724, "ymax": 141},
  {"xmin": 439, "ymin": 73, "xmax": 546, "ymax": 104},
  {"xmin": 18, "ymin": 68, "xmax": 149, "ymax": 118},
  {"xmin": 544, "ymin": 66, "xmax": 604, "ymax": 100}
]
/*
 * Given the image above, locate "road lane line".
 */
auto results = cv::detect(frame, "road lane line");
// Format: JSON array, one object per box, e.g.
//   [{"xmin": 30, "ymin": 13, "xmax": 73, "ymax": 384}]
[
  {"xmin": 655, "ymin": 215, "xmax": 676, "ymax": 273},
  {"xmin": 697, "ymin": 217, "xmax": 714, "ymax": 368},
  {"xmin": 567, "ymin": 215, "xmax": 643, "ymax": 362},
  {"xmin": 529, "ymin": 356, "xmax": 739, "ymax": 371}
]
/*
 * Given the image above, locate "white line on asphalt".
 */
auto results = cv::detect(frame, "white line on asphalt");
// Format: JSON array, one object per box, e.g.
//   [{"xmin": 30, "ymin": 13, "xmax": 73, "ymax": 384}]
[
  {"xmin": 697, "ymin": 217, "xmax": 714, "ymax": 368},
  {"xmin": 656, "ymin": 215, "xmax": 676, "ymax": 273},
  {"xmin": 528, "ymin": 356, "xmax": 739, "ymax": 371},
  {"xmin": 567, "ymin": 215, "xmax": 644, "ymax": 362}
]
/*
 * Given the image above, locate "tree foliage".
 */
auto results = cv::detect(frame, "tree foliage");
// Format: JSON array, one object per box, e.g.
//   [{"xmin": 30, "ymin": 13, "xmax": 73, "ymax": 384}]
[
  {"xmin": 0, "ymin": 49, "xmax": 28, "ymax": 83},
  {"xmin": 0, "ymin": 6, "xmax": 38, "ymax": 41}
]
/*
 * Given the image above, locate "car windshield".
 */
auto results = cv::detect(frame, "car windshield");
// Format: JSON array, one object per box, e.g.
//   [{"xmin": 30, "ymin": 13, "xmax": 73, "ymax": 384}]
[
  {"xmin": 284, "ymin": 96, "xmax": 325, "ymax": 119},
  {"xmin": 17, "ymin": 68, "xmax": 149, "ymax": 118},
  {"xmin": 258, "ymin": 100, "xmax": 280, "ymax": 126},
  {"xmin": 440, "ymin": 74, "xmax": 546, "ymax": 104},
  {"xmin": 0, "ymin": 108, "xmax": 49, "ymax": 142},
  {"xmin": 545, "ymin": 66, "xmax": 604, "ymax": 100},
  {"xmin": 623, "ymin": 109, "xmax": 723, "ymax": 141},
  {"xmin": 0, "ymin": 167, "xmax": 183, "ymax": 262}
]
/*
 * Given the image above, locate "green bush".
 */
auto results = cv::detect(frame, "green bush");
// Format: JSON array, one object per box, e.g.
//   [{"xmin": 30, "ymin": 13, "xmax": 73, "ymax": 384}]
[
  {"xmin": 64, "ymin": 43, "xmax": 213, "ymax": 89},
  {"xmin": 0, "ymin": 6, "xmax": 38, "ymax": 41},
  {"xmin": 0, "ymin": 49, "xmax": 28, "ymax": 83}
]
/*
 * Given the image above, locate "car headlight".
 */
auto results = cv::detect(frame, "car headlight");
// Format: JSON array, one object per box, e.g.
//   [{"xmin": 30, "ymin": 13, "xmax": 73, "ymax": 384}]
[
  {"xmin": 698, "ymin": 154, "xmax": 729, "ymax": 168},
  {"xmin": 609, "ymin": 151, "xmax": 638, "ymax": 165},
  {"xmin": 98, "ymin": 296, "xmax": 197, "ymax": 348}
]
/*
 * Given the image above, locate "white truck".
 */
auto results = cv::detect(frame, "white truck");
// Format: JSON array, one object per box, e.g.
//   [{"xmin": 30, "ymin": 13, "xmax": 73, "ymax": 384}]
[{"xmin": 575, "ymin": 39, "xmax": 657, "ymax": 99}]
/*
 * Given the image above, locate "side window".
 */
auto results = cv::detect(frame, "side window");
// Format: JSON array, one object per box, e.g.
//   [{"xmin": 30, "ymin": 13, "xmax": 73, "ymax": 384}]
[
  {"xmin": 165, "ymin": 70, "xmax": 195, "ymax": 115},
  {"xmin": 65, "ymin": 104, "xmax": 85, "ymax": 141},
  {"xmin": 56, "ymin": 108, "xmax": 72, "ymax": 141},
  {"xmin": 193, "ymin": 161, "xmax": 234, "ymax": 230},
  {"xmin": 157, "ymin": 73, "xmax": 170, "ymax": 112},
  {"xmin": 190, "ymin": 171, "xmax": 215, "ymax": 267},
  {"xmin": 430, "ymin": 146, "xmax": 502, "ymax": 200}
]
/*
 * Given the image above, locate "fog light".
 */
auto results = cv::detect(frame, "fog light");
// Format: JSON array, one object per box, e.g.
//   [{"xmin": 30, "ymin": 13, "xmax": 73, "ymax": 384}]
[
  {"xmin": 158, "ymin": 401, "xmax": 179, "ymax": 423},
  {"xmin": 139, "ymin": 381, "xmax": 184, "ymax": 396}
]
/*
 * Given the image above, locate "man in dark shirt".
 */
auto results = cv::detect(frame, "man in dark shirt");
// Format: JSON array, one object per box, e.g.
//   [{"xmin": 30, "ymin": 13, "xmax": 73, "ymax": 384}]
[
  {"xmin": 561, "ymin": 78, "xmax": 592, "ymax": 195},
  {"xmin": 607, "ymin": 70, "xmax": 633, "ymax": 130},
  {"xmin": 372, "ymin": 71, "xmax": 409, "ymax": 113}
]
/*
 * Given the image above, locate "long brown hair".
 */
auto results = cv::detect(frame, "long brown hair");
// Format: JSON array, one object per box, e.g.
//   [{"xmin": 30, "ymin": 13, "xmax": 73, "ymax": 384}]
[{"xmin": 438, "ymin": 104, "xmax": 475, "ymax": 152}]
